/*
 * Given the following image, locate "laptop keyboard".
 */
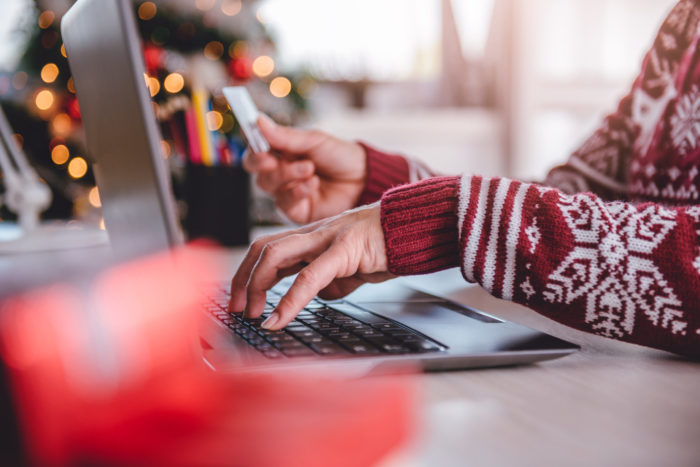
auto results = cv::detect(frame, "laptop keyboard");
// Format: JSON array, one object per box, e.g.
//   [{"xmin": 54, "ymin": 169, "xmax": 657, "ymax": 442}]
[{"xmin": 206, "ymin": 285, "xmax": 446, "ymax": 359}]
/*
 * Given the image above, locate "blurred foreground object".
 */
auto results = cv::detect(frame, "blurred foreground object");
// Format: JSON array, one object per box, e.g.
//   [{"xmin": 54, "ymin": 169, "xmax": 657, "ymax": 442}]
[{"xmin": 0, "ymin": 247, "xmax": 414, "ymax": 466}]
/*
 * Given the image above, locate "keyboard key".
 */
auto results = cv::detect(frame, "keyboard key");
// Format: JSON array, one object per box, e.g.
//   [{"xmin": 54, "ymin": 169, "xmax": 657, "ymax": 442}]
[
  {"xmin": 290, "ymin": 330, "xmax": 319, "ymax": 340},
  {"xmin": 327, "ymin": 330, "xmax": 352, "ymax": 339},
  {"xmin": 337, "ymin": 336, "xmax": 367, "ymax": 348},
  {"xmin": 364, "ymin": 336, "xmax": 401, "ymax": 349},
  {"xmin": 381, "ymin": 344, "xmax": 410, "ymax": 354},
  {"xmin": 311, "ymin": 343, "xmax": 347, "ymax": 355},
  {"xmin": 405, "ymin": 340, "xmax": 443, "ymax": 352},
  {"xmin": 263, "ymin": 350, "xmax": 284, "ymax": 359},
  {"xmin": 375, "ymin": 323, "xmax": 405, "ymax": 332},
  {"xmin": 326, "ymin": 304, "xmax": 386, "ymax": 325},
  {"xmin": 282, "ymin": 347, "xmax": 316, "ymax": 357},
  {"xmin": 346, "ymin": 343, "xmax": 380, "ymax": 355},
  {"xmin": 268, "ymin": 335, "xmax": 296, "ymax": 343}
]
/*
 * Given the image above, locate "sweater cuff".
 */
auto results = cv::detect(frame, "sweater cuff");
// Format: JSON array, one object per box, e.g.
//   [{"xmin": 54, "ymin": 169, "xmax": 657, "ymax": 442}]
[
  {"xmin": 356, "ymin": 142, "xmax": 411, "ymax": 206},
  {"xmin": 380, "ymin": 176, "xmax": 460, "ymax": 275}
]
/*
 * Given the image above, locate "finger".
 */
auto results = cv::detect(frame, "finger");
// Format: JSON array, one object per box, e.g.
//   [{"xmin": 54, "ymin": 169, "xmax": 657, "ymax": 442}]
[
  {"xmin": 318, "ymin": 276, "xmax": 366, "ymax": 300},
  {"xmin": 289, "ymin": 175, "xmax": 320, "ymax": 199},
  {"xmin": 275, "ymin": 193, "xmax": 311, "ymax": 225},
  {"xmin": 255, "ymin": 159, "xmax": 315, "ymax": 193},
  {"xmin": 262, "ymin": 244, "xmax": 347, "ymax": 330},
  {"xmin": 274, "ymin": 178, "xmax": 316, "ymax": 224},
  {"xmin": 228, "ymin": 231, "xmax": 300, "ymax": 312},
  {"xmin": 258, "ymin": 114, "xmax": 326, "ymax": 154},
  {"xmin": 274, "ymin": 176, "xmax": 322, "ymax": 224},
  {"xmin": 242, "ymin": 148, "xmax": 279, "ymax": 173},
  {"xmin": 245, "ymin": 233, "xmax": 328, "ymax": 319}
]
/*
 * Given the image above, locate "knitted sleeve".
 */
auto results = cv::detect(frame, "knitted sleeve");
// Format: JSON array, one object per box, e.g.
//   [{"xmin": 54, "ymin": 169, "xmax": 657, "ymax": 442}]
[
  {"xmin": 543, "ymin": 0, "xmax": 700, "ymax": 199},
  {"xmin": 381, "ymin": 175, "xmax": 700, "ymax": 358},
  {"xmin": 356, "ymin": 142, "xmax": 437, "ymax": 206}
]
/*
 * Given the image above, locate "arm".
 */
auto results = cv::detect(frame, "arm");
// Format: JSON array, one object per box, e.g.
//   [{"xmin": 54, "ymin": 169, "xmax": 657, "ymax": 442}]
[
  {"xmin": 544, "ymin": 0, "xmax": 700, "ymax": 198},
  {"xmin": 381, "ymin": 175, "xmax": 700, "ymax": 357},
  {"xmin": 229, "ymin": 172, "xmax": 700, "ymax": 357}
]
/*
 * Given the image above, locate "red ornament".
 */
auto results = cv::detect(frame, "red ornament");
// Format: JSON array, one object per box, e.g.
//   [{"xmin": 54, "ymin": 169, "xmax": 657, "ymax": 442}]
[
  {"xmin": 67, "ymin": 96, "xmax": 81, "ymax": 120},
  {"xmin": 143, "ymin": 43, "xmax": 165, "ymax": 74},
  {"xmin": 229, "ymin": 57, "xmax": 252, "ymax": 81}
]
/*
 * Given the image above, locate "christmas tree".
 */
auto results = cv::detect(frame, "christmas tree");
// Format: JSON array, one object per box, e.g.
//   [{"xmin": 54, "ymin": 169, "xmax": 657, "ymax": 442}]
[{"xmin": 0, "ymin": 0, "xmax": 311, "ymax": 235}]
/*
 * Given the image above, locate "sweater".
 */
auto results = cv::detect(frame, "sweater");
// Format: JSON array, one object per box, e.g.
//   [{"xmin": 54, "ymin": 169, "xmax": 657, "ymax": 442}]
[{"xmin": 359, "ymin": 0, "xmax": 700, "ymax": 358}]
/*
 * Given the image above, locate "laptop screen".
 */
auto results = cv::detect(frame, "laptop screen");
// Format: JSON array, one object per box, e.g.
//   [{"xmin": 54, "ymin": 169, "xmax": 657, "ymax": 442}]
[{"xmin": 62, "ymin": 0, "xmax": 183, "ymax": 259}]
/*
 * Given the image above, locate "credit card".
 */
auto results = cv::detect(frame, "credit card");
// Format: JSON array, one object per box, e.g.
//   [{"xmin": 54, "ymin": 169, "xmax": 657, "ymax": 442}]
[{"xmin": 222, "ymin": 86, "xmax": 271, "ymax": 154}]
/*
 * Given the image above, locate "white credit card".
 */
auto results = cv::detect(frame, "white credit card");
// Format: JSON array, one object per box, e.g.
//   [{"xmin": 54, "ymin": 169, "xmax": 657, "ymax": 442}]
[{"xmin": 222, "ymin": 86, "xmax": 271, "ymax": 154}]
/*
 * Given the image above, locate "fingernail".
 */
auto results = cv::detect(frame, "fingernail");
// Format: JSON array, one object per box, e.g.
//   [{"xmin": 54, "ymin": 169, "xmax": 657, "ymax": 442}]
[
  {"xmin": 259, "ymin": 114, "xmax": 275, "ymax": 127},
  {"xmin": 261, "ymin": 312, "xmax": 280, "ymax": 329}
]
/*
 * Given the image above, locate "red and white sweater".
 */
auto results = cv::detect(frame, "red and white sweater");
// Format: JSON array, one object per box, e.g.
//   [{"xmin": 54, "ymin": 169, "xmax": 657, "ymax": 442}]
[{"xmin": 361, "ymin": 0, "xmax": 700, "ymax": 358}]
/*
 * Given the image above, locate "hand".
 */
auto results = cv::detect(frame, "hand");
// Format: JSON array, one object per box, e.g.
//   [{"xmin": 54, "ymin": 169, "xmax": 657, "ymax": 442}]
[
  {"xmin": 228, "ymin": 203, "xmax": 394, "ymax": 330},
  {"xmin": 243, "ymin": 115, "xmax": 366, "ymax": 224}
]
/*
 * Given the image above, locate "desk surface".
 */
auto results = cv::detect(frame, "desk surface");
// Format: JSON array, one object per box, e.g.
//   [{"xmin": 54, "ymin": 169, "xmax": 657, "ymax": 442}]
[{"xmin": 212, "ymin": 246, "xmax": 700, "ymax": 467}]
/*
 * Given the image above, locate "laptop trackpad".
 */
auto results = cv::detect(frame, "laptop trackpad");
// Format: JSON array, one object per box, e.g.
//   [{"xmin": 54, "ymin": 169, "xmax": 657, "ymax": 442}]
[{"xmin": 352, "ymin": 301, "xmax": 519, "ymax": 352}]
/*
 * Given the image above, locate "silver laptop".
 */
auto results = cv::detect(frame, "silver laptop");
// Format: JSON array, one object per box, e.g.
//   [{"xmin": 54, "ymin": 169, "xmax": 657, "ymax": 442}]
[{"xmin": 62, "ymin": 0, "xmax": 578, "ymax": 372}]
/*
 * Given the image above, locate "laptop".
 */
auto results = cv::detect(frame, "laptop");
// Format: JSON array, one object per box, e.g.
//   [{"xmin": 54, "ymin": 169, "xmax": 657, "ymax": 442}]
[{"xmin": 61, "ymin": 0, "xmax": 579, "ymax": 372}]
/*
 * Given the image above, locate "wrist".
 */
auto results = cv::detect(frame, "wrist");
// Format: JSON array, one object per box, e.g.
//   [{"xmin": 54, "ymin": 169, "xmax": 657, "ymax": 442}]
[
  {"xmin": 380, "ymin": 176, "xmax": 460, "ymax": 275},
  {"xmin": 356, "ymin": 142, "xmax": 411, "ymax": 206}
]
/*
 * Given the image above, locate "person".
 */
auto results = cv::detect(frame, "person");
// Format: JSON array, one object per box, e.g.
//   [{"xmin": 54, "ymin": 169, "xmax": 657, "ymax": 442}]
[{"xmin": 229, "ymin": 0, "xmax": 700, "ymax": 358}]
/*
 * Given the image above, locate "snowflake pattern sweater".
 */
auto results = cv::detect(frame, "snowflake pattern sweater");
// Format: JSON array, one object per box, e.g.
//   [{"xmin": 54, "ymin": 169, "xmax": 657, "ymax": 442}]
[{"xmin": 361, "ymin": 0, "xmax": 700, "ymax": 358}]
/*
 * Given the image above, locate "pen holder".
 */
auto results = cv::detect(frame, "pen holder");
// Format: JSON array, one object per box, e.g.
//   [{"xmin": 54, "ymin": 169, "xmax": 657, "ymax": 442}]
[{"xmin": 183, "ymin": 164, "xmax": 250, "ymax": 246}]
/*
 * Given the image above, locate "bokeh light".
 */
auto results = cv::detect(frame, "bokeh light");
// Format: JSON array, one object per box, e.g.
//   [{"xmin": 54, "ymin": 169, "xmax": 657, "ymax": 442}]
[
  {"xmin": 160, "ymin": 140, "xmax": 171, "ymax": 159},
  {"xmin": 40, "ymin": 63, "xmax": 59, "ymax": 83},
  {"xmin": 51, "ymin": 144, "xmax": 70, "ymax": 165},
  {"xmin": 51, "ymin": 113, "xmax": 72, "ymax": 136},
  {"xmin": 252, "ymin": 55, "xmax": 275, "ymax": 77},
  {"xmin": 88, "ymin": 186, "xmax": 101, "ymax": 208},
  {"xmin": 147, "ymin": 76, "xmax": 160, "ymax": 97},
  {"xmin": 195, "ymin": 0, "xmax": 216, "ymax": 11},
  {"xmin": 206, "ymin": 111, "xmax": 223, "ymax": 131},
  {"xmin": 164, "ymin": 73, "xmax": 185, "ymax": 93},
  {"xmin": 229, "ymin": 41, "xmax": 248, "ymax": 59},
  {"xmin": 38, "ymin": 10, "xmax": 55, "ymax": 29},
  {"xmin": 221, "ymin": 114, "xmax": 234, "ymax": 133},
  {"xmin": 221, "ymin": 0, "xmax": 242, "ymax": 16},
  {"xmin": 68, "ymin": 157, "xmax": 88, "ymax": 179},
  {"xmin": 138, "ymin": 2, "xmax": 157, "ymax": 21},
  {"xmin": 35, "ymin": 89, "xmax": 55, "ymax": 111},
  {"xmin": 296, "ymin": 77, "xmax": 317, "ymax": 97},
  {"xmin": 204, "ymin": 41, "xmax": 224, "ymax": 60},
  {"xmin": 269, "ymin": 77, "xmax": 292, "ymax": 98}
]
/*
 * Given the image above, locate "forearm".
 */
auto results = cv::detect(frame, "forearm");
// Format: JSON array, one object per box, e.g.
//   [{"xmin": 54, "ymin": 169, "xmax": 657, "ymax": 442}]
[{"xmin": 381, "ymin": 175, "xmax": 700, "ymax": 358}]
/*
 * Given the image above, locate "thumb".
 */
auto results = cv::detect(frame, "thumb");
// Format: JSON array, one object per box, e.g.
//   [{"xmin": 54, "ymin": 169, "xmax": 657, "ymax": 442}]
[{"xmin": 258, "ymin": 114, "xmax": 325, "ymax": 155}]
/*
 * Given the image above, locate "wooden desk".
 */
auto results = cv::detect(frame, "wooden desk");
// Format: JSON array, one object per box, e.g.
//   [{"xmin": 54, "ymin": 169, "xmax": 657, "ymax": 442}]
[{"xmin": 213, "ymin": 245, "xmax": 700, "ymax": 467}]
